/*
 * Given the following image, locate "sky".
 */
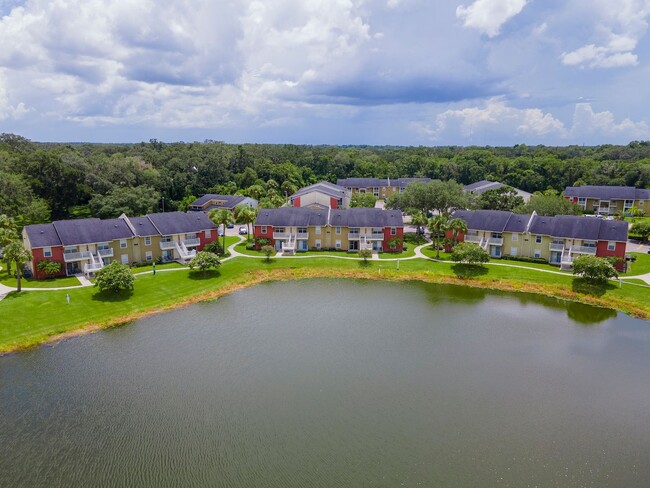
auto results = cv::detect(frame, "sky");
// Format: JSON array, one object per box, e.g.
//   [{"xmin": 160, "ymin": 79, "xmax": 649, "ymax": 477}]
[{"xmin": 1, "ymin": 0, "xmax": 650, "ymax": 146}]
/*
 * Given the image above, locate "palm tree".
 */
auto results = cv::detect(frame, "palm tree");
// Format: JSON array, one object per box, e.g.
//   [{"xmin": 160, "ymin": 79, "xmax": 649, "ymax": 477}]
[
  {"xmin": 208, "ymin": 208, "xmax": 234, "ymax": 254},
  {"xmin": 448, "ymin": 218, "xmax": 468, "ymax": 245},
  {"xmin": 428, "ymin": 215, "xmax": 448, "ymax": 259},
  {"xmin": 3, "ymin": 241, "xmax": 32, "ymax": 292},
  {"xmin": 0, "ymin": 214, "xmax": 18, "ymax": 275},
  {"xmin": 235, "ymin": 205, "xmax": 257, "ymax": 241},
  {"xmin": 410, "ymin": 211, "xmax": 427, "ymax": 238}
]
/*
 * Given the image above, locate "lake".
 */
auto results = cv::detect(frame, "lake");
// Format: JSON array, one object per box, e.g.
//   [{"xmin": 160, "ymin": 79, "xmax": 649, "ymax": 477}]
[{"xmin": 1, "ymin": 279, "xmax": 649, "ymax": 487}]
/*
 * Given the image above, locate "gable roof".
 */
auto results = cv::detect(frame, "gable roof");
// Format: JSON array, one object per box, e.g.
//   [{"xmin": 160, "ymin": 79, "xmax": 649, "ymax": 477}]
[
  {"xmin": 255, "ymin": 207, "xmax": 403, "ymax": 228},
  {"xmin": 255, "ymin": 207, "xmax": 328, "ymax": 227},
  {"xmin": 126, "ymin": 216, "xmax": 159, "ymax": 237},
  {"xmin": 23, "ymin": 223, "xmax": 61, "ymax": 248},
  {"xmin": 336, "ymin": 177, "xmax": 432, "ymax": 189},
  {"xmin": 564, "ymin": 185, "xmax": 650, "ymax": 200},
  {"xmin": 292, "ymin": 181, "xmax": 348, "ymax": 199},
  {"xmin": 147, "ymin": 212, "xmax": 216, "ymax": 235},
  {"xmin": 464, "ymin": 180, "xmax": 504, "ymax": 193},
  {"xmin": 53, "ymin": 218, "xmax": 134, "ymax": 246},
  {"xmin": 452, "ymin": 209, "xmax": 522, "ymax": 233},
  {"xmin": 329, "ymin": 208, "xmax": 403, "ymax": 227}
]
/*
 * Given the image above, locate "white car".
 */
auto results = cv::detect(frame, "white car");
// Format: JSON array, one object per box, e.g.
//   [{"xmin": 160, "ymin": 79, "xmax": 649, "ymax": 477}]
[{"xmin": 238, "ymin": 226, "xmax": 248, "ymax": 235}]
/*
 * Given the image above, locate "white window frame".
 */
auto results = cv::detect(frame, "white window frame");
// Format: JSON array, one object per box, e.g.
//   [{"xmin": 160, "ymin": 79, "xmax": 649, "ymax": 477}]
[
  {"xmin": 120, "ymin": 239, "xmax": 127, "ymax": 249},
  {"xmin": 261, "ymin": 226, "xmax": 267, "ymax": 234},
  {"xmin": 534, "ymin": 249, "xmax": 541, "ymax": 258},
  {"xmin": 608, "ymin": 241, "xmax": 616, "ymax": 251},
  {"xmin": 205, "ymin": 229, "xmax": 211, "ymax": 238},
  {"xmin": 144, "ymin": 236, "xmax": 151, "ymax": 246},
  {"xmin": 335, "ymin": 240, "xmax": 341, "ymax": 249},
  {"xmin": 43, "ymin": 247, "xmax": 52, "ymax": 258},
  {"xmin": 510, "ymin": 247, "xmax": 518, "ymax": 256},
  {"xmin": 390, "ymin": 227, "xmax": 396, "ymax": 236},
  {"xmin": 335, "ymin": 227, "xmax": 341, "ymax": 235},
  {"xmin": 315, "ymin": 239, "xmax": 321, "ymax": 249},
  {"xmin": 535, "ymin": 235, "xmax": 542, "ymax": 244},
  {"xmin": 511, "ymin": 234, "xmax": 518, "ymax": 242},
  {"xmin": 145, "ymin": 251, "xmax": 153, "ymax": 261},
  {"xmin": 315, "ymin": 226, "xmax": 321, "ymax": 235}
]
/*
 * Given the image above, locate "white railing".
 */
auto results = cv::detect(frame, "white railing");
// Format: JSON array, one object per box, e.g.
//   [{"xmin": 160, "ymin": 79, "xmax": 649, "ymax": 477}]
[
  {"xmin": 98, "ymin": 248, "xmax": 113, "ymax": 257},
  {"xmin": 572, "ymin": 246, "xmax": 597, "ymax": 254},
  {"xmin": 160, "ymin": 241, "xmax": 176, "ymax": 250},
  {"xmin": 597, "ymin": 207, "xmax": 610, "ymax": 213},
  {"xmin": 464, "ymin": 235, "xmax": 482, "ymax": 244},
  {"xmin": 549, "ymin": 243, "xmax": 565, "ymax": 252},
  {"xmin": 273, "ymin": 232, "xmax": 290, "ymax": 239},
  {"xmin": 183, "ymin": 238, "xmax": 201, "ymax": 247},
  {"xmin": 64, "ymin": 251, "xmax": 92, "ymax": 262},
  {"xmin": 175, "ymin": 241, "xmax": 196, "ymax": 261},
  {"xmin": 487, "ymin": 237, "xmax": 503, "ymax": 246},
  {"xmin": 368, "ymin": 232, "xmax": 384, "ymax": 240},
  {"xmin": 296, "ymin": 232, "xmax": 309, "ymax": 239},
  {"xmin": 348, "ymin": 233, "xmax": 360, "ymax": 240}
]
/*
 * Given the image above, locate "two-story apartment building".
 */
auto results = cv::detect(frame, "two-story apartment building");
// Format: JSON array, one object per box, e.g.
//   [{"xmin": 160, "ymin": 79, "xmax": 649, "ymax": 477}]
[
  {"xmin": 336, "ymin": 178, "xmax": 431, "ymax": 200},
  {"xmin": 449, "ymin": 210, "xmax": 628, "ymax": 270},
  {"xmin": 253, "ymin": 207, "xmax": 404, "ymax": 254},
  {"xmin": 189, "ymin": 194, "xmax": 258, "ymax": 212},
  {"xmin": 289, "ymin": 182, "xmax": 351, "ymax": 209},
  {"xmin": 463, "ymin": 180, "xmax": 532, "ymax": 202},
  {"xmin": 23, "ymin": 212, "xmax": 218, "ymax": 279},
  {"xmin": 564, "ymin": 185, "xmax": 650, "ymax": 215}
]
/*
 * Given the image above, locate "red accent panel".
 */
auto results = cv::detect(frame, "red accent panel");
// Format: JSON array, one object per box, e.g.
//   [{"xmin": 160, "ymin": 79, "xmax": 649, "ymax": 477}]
[
  {"xmin": 330, "ymin": 197, "xmax": 338, "ymax": 209},
  {"xmin": 293, "ymin": 197, "xmax": 301, "ymax": 207},
  {"xmin": 382, "ymin": 227, "xmax": 404, "ymax": 252},
  {"xmin": 253, "ymin": 225, "xmax": 274, "ymax": 248},
  {"xmin": 31, "ymin": 246, "xmax": 66, "ymax": 280},
  {"xmin": 198, "ymin": 229, "xmax": 218, "ymax": 250},
  {"xmin": 596, "ymin": 241, "xmax": 627, "ymax": 270}
]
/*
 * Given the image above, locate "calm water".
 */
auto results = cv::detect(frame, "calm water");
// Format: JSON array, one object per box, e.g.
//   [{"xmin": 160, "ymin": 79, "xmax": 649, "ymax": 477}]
[{"xmin": 1, "ymin": 279, "xmax": 650, "ymax": 487}]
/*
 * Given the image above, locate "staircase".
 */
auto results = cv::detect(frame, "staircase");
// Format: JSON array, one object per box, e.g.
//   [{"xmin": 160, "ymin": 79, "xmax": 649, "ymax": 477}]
[
  {"xmin": 175, "ymin": 241, "xmax": 196, "ymax": 263},
  {"xmin": 282, "ymin": 234, "xmax": 296, "ymax": 255},
  {"xmin": 84, "ymin": 252, "xmax": 104, "ymax": 275}
]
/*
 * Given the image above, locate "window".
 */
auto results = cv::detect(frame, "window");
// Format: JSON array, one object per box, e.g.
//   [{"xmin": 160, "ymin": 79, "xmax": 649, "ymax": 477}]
[
  {"xmin": 535, "ymin": 235, "xmax": 542, "ymax": 244},
  {"xmin": 261, "ymin": 226, "xmax": 267, "ymax": 234},
  {"xmin": 144, "ymin": 236, "xmax": 151, "ymax": 246},
  {"xmin": 510, "ymin": 247, "xmax": 518, "ymax": 256},
  {"xmin": 297, "ymin": 227, "xmax": 307, "ymax": 234},
  {"xmin": 511, "ymin": 234, "xmax": 518, "ymax": 242},
  {"xmin": 120, "ymin": 239, "xmax": 127, "ymax": 249},
  {"xmin": 315, "ymin": 239, "xmax": 321, "ymax": 249},
  {"xmin": 578, "ymin": 197, "xmax": 586, "ymax": 207},
  {"xmin": 315, "ymin": 226, "xmax": 321, "ymax": 235},
  {"xmin": 337, "ymin": 198, "xmax": 343, "ymax": 206},
  {"xmin": 43, "ymin": 247, "xmax": 52, "ymax": 258},
  {"xmin": 335, "ymin": 240, "xmax": 341, "ymax": 249},
  {"xmin": 205, "ymin": 229, "xmax": 211, "ymax": 238},
  {"xmin": 145, "ymin": 251, "xmax": 153, "ymax": 261},
  {"xmin": 640, "ymin": 200, "xmax": 645, "ymax": 206},
  {"xmin": 336, "ymin": 227, "xmax": 341, "ymax": 235},
  {"xmin": 608, "ymin": 241, "xmax": 616, "ymax": 251},
  {"xmin": 390, "ymin": 227, "xmax": 396, "ymax": 236},
  {"xmin": 534, "ymin": 249, "xmax": 541, "ymax": 258}
]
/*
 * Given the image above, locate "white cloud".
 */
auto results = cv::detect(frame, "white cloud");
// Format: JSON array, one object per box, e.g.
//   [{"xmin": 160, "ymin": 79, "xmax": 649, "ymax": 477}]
[
  {"xmin": 456, "ymin": 0, "xmax": 527, "ymax": 37},
  {"xmin": 0, "ymin": 69, "xmax": 30, "ymax": 120},
  {"xmin": 571, "ymin": 103, "xmax": 650, "ymax": 138},
  {"xmin": 560, "ymin": 0, "xmax": 650, "ymax": 69}
]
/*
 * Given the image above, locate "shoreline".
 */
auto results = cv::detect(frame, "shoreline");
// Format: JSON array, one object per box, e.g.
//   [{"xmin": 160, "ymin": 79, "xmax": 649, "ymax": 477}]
[{"xmin": 2, "ymin": 267, "xmax": 648, "ymax": 357}]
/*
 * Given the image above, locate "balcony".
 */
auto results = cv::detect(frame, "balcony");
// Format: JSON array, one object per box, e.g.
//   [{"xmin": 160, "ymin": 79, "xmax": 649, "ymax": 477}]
[
  {"xmin": 464, "ymin": 235, "xmax": 482, "ymax": 244},
  {"xmin": 487, "ymin": 237, "xmax": 503, "ymax": 246},
  {"xmin": 296, "ymin": 232, "xmax": 309, "ymax": 240},
  {"xmin": 160, "ymin": 241, "xmax": 176, "ymax": 250},
  {"xmin": 183, "ymin": 238, "xmax": 201, "ymax": 247},
  {"xmin": 64, "ymin": 251, "xmax": 92, "ymax": 262},
  {"xmin": 98, "ymin": 248, "xmax": 113, "ymax": 258},
  {"xmin": 549, "ymin": 243, "xmax": 565, "ymax": 252},
  {"xmin": 273, "ymin": 232, "xmax": 290, "ymax": 239},
  {"xmin": 348, "ymin": 232, "xmax": 360, "ymax": 240},
  {"xmin": 597, "ymin": 207, "xmax": 611, "ymax": 214},
  {"xmin": 572, "ymin": 246, "xmax": 597, "ymax": 254},
  {"xmin": 368, "ymin": 232, "xmax": 385, "ymax": 240}
]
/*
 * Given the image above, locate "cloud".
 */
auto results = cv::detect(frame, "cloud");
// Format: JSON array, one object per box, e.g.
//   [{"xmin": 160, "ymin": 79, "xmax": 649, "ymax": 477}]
[
  {"xmin": 571, "ymin": 103, "xmax": 650, "ymax": 138},
  {"xmin": 560, "ymin": 0, "xmax": 650, "ymax": 69},
  {"xmin": 0, "ymin": 69, "xmax": 30, "ymax": 120},
  {"xmin": 456, "ymin": 0, "xmax": 528, "ymax": 37}
]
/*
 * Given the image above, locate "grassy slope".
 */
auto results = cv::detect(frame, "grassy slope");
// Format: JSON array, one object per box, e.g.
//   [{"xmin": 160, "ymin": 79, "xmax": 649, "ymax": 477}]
[{"xmin": 1, "ymin": 254, "xmax": 649, "ymax": 354}]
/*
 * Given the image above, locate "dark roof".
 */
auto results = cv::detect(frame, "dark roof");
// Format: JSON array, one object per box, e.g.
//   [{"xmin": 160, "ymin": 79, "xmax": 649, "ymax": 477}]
[
  {"xmin": 24, "ymin": 223, "xmax": 61, "ymax": 248},
  {"xmin": 53, "ymin": 218, "xmax": 134, "ymax": 246},
  {"xmin": 127, "ymin": 216, "xmax": 159, "ymax": 237},
  {"xmin": 464, "ymin": 180, "xmax": 504, "ymax": 193},
  {"xmin": 564, "ymin": 185, "xmax": 650, "ymax": 200},
  {"xmin": 254, "ymin": 207, "xmax": 403, "ymax": 227},
  {"xmin": 396, "ymin": 178, "xmax": 432, "ymax": 188},
  {"xmin": 529, "ymin": 215, "xmax": 628, "ymax": 241},
  {"xmin": 147, "ymin": 212, "xmax": 216, "ymax": 235},
  {"xmin": 292, "ymin": 182, "xmax": 348, "ymax": 199},
  {"xmin": 329, "ymin": 208, "xmax": 403, "ymax": 227},
  {"xmin": 503, "ymin": 214, "xmax": 531, "ymax": 233},
  {"xmin": 451, "ymin": 209, "xmax": 515, "ymax": 233},
  {"xmin": 255, "ymin": 207, "xmax": 328, "ymax": 227},
  {"xmin": 190, "ymin": 194, "xmax": 249, "ymax": 209}
]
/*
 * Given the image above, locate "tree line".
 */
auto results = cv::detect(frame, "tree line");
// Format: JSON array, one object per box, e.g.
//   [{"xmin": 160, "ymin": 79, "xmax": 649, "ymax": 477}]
[{"xmin": 1, "ymin": 133, "xmax": 649, "ymax": 227}]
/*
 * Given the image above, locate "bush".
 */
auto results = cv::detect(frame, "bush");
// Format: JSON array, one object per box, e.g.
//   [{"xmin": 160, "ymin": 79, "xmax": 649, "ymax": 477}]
[
  {"xmin": 450, "ymin": 242, "xmax": 489, "ymax": 265},
  {"xmin": 573, "ymin": 255, "xmax": 618, "ymax": 283},
  {"xmin": 36, "ymin": 259, "xmax": 62, "ymax": 276},
  {"xmin": 203, "ymin": 241, "xmax": 223, "ymax": 254},
  {"xmin": 189, "ymin": 251, "xmax": 221, "ymax": 273},
  {"xmin": 499, "ymin": 255, "xmax": 549, "ymax": 265},
  {"xmin": 95, "ymin": 262, "xmax": 134, "ymax": 293},
  {"xmin": 261, "ymin": 245, "xmax": 275, "ymax": 261}
]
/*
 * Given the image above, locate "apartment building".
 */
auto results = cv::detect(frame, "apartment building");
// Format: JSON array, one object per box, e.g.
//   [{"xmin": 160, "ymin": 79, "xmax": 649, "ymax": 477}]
[
  {"xmin": 189, "ymin": 194, "xmax": 258, "ymax": 212},
  {"xmin": 336, "ymin": 177, "xmax": 431, "ymax": 200},
  {"xmin": 564, "ymin": 185, "xmax": 649, "ymax": 215},
  {"xmin": 289, "ymin": 181, "xmax": 351, "ymax": 209},
  {"xmin": 463, "ymin": 180, "xmax": 532, "ymax": 202}
]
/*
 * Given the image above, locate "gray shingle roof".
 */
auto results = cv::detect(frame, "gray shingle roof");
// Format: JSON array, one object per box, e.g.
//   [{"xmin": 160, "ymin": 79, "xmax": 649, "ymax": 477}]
[
  {"xmin": 292, "ymin": 181, "xmax": 348, "ymax": 199},
  {"xmin": 53, "ymin": 218, "xmax": 134, "ymax": 246},
  {"xmin": 147, "ymin": 212, "xmax": 216, "ymax": 236},
  {"xmin": 255, "ymin": 207, "xmax": 403, "ymax": 228},
  {"xmin": 564, "ymin": 185, "xmax": 650, "ymax": 200},
  {"xmin": 190, "ymin": 194, "xmax": 249, "ymax": 209},
  {"xmin": 529, "ymin": 215, "xmax": 628, "ymax": 241},
  {"xmin": 464, "ymin": 180, "xmax": 504, "ymax": 193},
  {"xmin": 24, "ymin": 223, "xmax": 61, "ymax": 248},
  {"xmin": 451, "ymin": 209, "xmax": 518, "ymax": 233},
  {"xmin": 255, "ymin": 207, "xmax": 329, "ymax": 227},
  {"xmin": 396, "ymin": 178, "xmax": 432, "ymax": 188},
  {"xmin": 127, "ymin": 216, "xmax": 159, "ymax": 237},
  {"xmin": 336, "ymin": 177, "xmax": 431, "ymax": 189}
]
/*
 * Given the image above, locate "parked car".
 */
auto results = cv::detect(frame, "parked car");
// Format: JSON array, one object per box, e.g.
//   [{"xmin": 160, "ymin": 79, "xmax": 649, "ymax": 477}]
[
  {"xmin": 218, "ymin": 228, "xmax": 224, "ymax": 236},
  {"xmin": 238, "ymin": 226, "xmax": 248, "ymax": 235},
  {"xmin": 226, "ymin": 223, "xmax": 235, "ymax": 229}
]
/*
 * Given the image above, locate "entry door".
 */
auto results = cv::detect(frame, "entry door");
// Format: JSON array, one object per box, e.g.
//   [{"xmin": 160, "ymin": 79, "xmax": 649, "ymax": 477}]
[{"xmin": 121, "ymin": 254, "xmax": 129, "ymax": 264}]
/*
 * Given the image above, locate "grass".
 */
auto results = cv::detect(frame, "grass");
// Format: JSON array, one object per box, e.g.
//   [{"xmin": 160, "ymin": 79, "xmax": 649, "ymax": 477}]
[
  {"xmin": 377, "ymin": 245, "xmax": 419, "ymax": 259},
  {"xmin": 0, "ymin": 269, "xmax": 81, "ymax": 289},
  {"xmin": 625, "ymin": 252, "xmax": 650, "ymax": 276},
  {"xmin": 1, "ymin": 253, "xmax": 649, "ymax": 355}
]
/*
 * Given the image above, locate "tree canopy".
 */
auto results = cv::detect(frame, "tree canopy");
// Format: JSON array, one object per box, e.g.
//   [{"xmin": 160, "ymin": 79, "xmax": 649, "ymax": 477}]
[
  {"xmin": 94, "ymin": 262, "xmax": 135, "ymax": 293},
  {"xmin": 572, "ymin": 255, "xmax": 618, "ymax": 283}
]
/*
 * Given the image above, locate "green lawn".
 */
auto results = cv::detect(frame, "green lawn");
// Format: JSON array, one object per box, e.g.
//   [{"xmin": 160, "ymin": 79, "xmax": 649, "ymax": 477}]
[
  {"xmin": 378, "ymin": 244, "xmax": 421, "ymax": 259},
  {"xmin": 0, "ymin": 269, "xmax": 81, "ymax": 289},
  {"xmin": 625, "ymin": 252, "xmax": 650, "ymax": 276},
  {"xmin": 1, "ymin": 254, "xmax": 649, "ymax": 354}
]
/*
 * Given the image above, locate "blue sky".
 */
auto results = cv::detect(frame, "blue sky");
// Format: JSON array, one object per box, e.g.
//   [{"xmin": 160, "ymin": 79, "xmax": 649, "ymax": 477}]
[{"xmin": 1, "ymin": 0, "xmax": 649, "ymax": 146}]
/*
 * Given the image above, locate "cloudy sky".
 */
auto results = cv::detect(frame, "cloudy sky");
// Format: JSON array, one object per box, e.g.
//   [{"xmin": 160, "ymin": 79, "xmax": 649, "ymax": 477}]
[{"xmin": 1, "ymin": 0, "xmax": 650, "ymax": 145}]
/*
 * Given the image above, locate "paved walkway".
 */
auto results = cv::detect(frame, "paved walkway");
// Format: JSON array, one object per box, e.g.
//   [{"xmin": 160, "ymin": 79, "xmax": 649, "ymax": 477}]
[{"xmin": 2, "ymin": 236, "xmax": 649, "ymax": 301}]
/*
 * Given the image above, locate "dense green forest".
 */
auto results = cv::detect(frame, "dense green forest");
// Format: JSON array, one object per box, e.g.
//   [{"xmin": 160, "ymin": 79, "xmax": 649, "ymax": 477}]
[{"xmin": 1, "ymin": 133, "xmax": 649, "ymax": 226}]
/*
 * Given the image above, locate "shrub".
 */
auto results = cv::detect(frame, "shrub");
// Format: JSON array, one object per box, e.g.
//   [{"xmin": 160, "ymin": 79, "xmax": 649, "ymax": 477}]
[
  {"xmin": 573, "ymin": 255, "xmax": 618, "ymax": 283},
  {"xmin": 450, "ymin": 242, "xmax": 489, "ymax": 265},
  {"xmin": 203, "ymin": 241, "xmax": 223, "ymax": 254},
  {"xmin": 95, "ymin": 262, "xmax": 134, "ymax": 293},
  {"xmin": 261, "ymin": 245, "xmax": 275, "ymax": 261},
  {"xmin": 37, "ymin": 259, "xmax": 62, "ymax": 276},
  {"xmin": 189, "ymin": 251, "xmax": 221, "ymax": 273},
  {"xmin": 499, "ymin": 255, "xmax": 549, "ymax": 265}
]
